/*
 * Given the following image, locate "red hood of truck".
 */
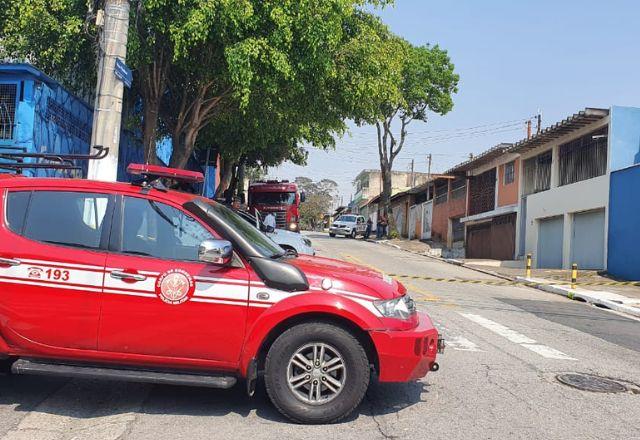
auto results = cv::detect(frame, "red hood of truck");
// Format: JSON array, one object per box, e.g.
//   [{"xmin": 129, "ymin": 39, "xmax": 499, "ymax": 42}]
[{"xmin": 288, "ymin": 255, "xmax": 405, "ymax": 300}]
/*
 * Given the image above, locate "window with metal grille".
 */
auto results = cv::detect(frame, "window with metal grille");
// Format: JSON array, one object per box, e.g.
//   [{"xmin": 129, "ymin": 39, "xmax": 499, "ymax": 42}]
[
  {"xmin": 523, "ymin": 151, "xmax": 552, "ymax": 195},
  {"xmin": 469, "ymin": 169, "xmax": 496, "ymax": 215},
  {"xmin": 434, "ymin": 181, "xmax": 448, "ymax": 205},
  {"xmin": 0, "ymin": 83, "xmax": 18, "ymax": 140},
  {"xmin": 450, "ymin": 177, "xmax": 466, "ymax": 200},
  {"xmin": 559, "ymin": 128, "xmax": 607, "ymax": 186},
  {"xmin": 504, "ymin": 161, "xmax": 515, "ymax": 185}
]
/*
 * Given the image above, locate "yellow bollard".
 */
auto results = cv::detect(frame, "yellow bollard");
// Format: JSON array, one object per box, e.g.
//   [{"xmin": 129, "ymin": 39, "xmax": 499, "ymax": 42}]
[
  {"xmin": 571, "ymin": 263, "xmax": 578, "ymax": 289},
  {"xmin": 526, "ymin": 253, "xmax": 532, "ymax": 279}
]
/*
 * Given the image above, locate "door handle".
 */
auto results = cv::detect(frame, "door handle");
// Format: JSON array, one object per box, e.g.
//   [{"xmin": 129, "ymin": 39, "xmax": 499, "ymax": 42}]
[
  {"xmin": 110, "ymin": 270, "xmax": 146, "ymax": 282},
  {"xmin": 0, "ymin": 257, "xmax": 21, "ymax": 267}
]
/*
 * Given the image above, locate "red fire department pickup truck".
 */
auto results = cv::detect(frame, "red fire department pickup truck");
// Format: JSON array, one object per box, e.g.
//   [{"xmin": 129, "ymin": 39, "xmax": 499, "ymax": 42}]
[{"xmin": 0, "ymin": 164, "xmax": 442, "ymax": 424}]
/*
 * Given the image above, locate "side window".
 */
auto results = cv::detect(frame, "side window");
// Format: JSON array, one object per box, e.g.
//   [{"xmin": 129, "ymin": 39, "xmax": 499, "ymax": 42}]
[
  {"xmin": 5, "ymin": 191, "xmax": 31, "ymax": 234},
  {"xmin": 122, "ymin": 196, "xmax": 214, "ymax": 261},
  {"xmin": 22, "ymin": 191, "xmax": 109, "ymax": 249}
]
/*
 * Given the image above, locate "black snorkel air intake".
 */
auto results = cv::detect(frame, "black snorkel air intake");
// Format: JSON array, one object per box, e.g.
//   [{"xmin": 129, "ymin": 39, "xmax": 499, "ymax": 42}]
[{"xmin": 184, "ymin": 199, "xmax": 309, "ymax": 292}]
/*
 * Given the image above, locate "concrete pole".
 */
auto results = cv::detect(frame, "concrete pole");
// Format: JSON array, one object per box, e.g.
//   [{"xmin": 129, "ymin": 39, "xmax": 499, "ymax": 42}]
[{"xmin": 87, "ymin": 0, "xmax": 130, "ymax": 182}]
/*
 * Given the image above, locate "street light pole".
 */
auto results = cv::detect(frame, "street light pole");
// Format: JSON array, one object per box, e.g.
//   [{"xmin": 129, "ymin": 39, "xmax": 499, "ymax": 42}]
[{"xmin": 87, "ymin": 0, "xmax": 130, "ymax": 182}]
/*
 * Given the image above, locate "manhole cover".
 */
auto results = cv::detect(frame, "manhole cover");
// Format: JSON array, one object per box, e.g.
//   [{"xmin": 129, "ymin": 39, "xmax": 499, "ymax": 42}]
[{"xmin": 556, "ymin": 373, "xmax": 627, "ymax": 393}]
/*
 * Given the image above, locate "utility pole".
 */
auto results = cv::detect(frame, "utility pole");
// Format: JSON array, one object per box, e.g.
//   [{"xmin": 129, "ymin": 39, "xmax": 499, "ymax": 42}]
[
  {"xmin": 87, "ymin": 0, "xmax": 130, "ymax": 182},
  {"xmin": 410, "ymin": 158, "xmax": 415, "ymax": 187},
  {"xmin": 426, "ymin": 153, "xmax": 432, "ymax": 180},
  {"xmin": 537, "ymin": 111, "xmax": 542, "ymax": 135}
]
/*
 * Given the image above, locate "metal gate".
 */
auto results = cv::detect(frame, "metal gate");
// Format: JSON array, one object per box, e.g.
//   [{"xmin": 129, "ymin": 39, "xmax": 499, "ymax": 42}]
[
  {"xmin": 571, "ymin": 209, "xmax": 605, "ymax": 269},
  {"xmin": 421, "ymin": 201, "xmax": 433, "ymax": 240},
  {"xmin": 408, "ymin": 205, "xmax": 419, "ymax": 240},
  {"xmin": 537, "ymin": 216, "xmax": 564, "ymax": 268},
  {"xmin": 466, "ymin": 222, "xmax": 492, "ymax": 258}
]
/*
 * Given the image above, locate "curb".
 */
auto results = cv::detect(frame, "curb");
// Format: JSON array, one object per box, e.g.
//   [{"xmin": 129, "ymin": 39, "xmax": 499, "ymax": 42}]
[
  {"xmin": 368, "ymin": 239, "xmax": 640, "ymax": 319},
  {"xmin": 516, "ymin": 277, "xmax": 640, "ymax": 319}
]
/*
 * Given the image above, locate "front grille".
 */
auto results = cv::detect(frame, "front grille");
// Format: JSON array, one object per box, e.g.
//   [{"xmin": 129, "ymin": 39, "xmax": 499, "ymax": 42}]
[{"xmin": 274, "ymin": 211, "xmax": 287, "ymax": 228}]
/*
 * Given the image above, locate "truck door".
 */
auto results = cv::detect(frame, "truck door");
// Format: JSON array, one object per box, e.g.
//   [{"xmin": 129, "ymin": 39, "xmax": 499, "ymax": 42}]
[
  {"xmin": 0, "ymin": 189, "xmax": 113, "ymax": 351},
  {"xmin": 98, "ymin": 195, "xmax": 250, "ymax": 365}
]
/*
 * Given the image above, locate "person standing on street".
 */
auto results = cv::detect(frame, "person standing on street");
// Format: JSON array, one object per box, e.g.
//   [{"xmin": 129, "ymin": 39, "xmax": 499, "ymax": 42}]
[
  {"xmin": 379, "ymin": 213, "xmax": 388, "ymax": 239},
  {"xmin": 264, "ymin": 212, "xmax": 276, "ymax": 233},
  {"xmin": 365, "ymin": 218, "xmax": 372, "ymax": 239}
]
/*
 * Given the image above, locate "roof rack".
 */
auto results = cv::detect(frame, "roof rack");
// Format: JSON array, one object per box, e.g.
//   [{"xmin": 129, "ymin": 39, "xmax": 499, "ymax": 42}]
[{"xmin": 0, "ymin": 145, "xmax": 108, "ymax": 173}]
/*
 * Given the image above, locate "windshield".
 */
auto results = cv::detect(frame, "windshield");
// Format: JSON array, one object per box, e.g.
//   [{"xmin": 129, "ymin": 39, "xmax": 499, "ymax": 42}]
[
  {"xmin": 251, "ymin": 192, "xmax": 296, "ymax": 205},
  {"xmin": 337, "ymin": 215, "xmax": 356, "ymax": 222},
  {"xmin": 198, "ymin": 199, "xmax": 285, "ymax": 258}
]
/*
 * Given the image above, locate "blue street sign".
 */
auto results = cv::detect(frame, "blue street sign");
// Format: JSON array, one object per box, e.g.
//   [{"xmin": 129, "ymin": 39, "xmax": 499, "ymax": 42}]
[{"xmin": 114, "ymin": 58, "xmax": 132, "ymax": 88}]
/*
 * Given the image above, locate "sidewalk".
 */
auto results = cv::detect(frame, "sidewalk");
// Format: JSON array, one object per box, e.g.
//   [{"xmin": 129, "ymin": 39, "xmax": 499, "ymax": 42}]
[{"xmin": 371, "ymin": 237, "xmax": 640, "ymax": 318}]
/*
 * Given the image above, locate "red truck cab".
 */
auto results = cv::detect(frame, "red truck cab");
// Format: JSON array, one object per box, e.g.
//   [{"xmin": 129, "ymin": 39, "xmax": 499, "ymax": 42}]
[
  {"xmin": 0, "ymin": 165, "xmax": 442, "ymax": 424},
  {"xmin": 248, "ymin": 180, "xmax": 303, "ymax": 232}
]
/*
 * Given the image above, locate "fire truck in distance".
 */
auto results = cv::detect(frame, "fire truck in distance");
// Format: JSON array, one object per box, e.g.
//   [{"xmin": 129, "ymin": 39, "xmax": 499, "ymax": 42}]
[{"xmin": 248, "ymin": 180, "xmax": 305, "ymax": 232}]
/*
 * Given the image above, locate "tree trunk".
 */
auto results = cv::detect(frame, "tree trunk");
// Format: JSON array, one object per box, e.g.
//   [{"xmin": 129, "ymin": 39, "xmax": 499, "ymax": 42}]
[
  {"xmin": 142, "ymin": 99, "xmax": 159, "ymax": 165},
  {"xmin": 215, "ymin": 158, "xmax": 234, "ymax": 198},
  {"xmin": 169, "ymin": 127, "xmax": 198, "ymax": 169}
]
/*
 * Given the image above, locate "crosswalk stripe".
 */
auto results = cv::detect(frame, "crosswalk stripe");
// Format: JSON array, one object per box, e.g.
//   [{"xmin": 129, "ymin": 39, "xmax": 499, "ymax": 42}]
[{"xmin": 459, "ymin": 313, "xmax": 577, "ymax": 360}]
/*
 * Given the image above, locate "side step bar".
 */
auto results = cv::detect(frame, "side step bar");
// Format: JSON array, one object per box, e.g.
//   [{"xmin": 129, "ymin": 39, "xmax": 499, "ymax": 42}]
[{"xmin": 12, "ymin": 359, "xmax": 237, "ymax": 389}]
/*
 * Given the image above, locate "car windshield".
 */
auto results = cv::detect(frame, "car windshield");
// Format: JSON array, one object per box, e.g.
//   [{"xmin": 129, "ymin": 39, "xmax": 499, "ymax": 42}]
[
  {"xmin": 198, "ymin": 199, "xmax": 285, "ymax": 258},
  {"xmin": 251, "ymin": 192, "xmax": 296, "ymax": 205},
  {"xmin": 337, "ymin": 215, "xmax": 356, "ymax": 222}
]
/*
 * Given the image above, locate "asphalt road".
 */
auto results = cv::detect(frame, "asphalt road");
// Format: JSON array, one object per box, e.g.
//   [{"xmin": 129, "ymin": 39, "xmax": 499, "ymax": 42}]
[{"xmin": 1, "ymin": 233, "xmax": 639, "ymax": 440}]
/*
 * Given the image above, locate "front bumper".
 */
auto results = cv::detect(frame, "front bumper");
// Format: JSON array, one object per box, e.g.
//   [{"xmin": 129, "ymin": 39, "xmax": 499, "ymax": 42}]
[
  {"xmin": 369, "ymin": 312, "xmax": 442, "ymax": 382},
  {"xmin": 329, "ymin": 227, "xmax": 351, "ymax": 235}
]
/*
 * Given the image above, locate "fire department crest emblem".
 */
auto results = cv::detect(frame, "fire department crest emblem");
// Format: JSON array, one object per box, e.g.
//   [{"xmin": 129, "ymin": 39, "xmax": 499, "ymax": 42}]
[{"xmin": 155, "ymin": 269, "xmax": 195, "ymax": 305}]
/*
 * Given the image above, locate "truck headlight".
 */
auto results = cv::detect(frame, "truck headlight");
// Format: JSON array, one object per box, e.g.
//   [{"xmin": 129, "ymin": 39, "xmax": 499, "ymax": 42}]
[
  {"xmin": 373, "ymin": 295, "xmax": 416, "ymax": 320},
  {"xmin": 289, "ymin": 222, "xmax": 298, "ymax": 231}
]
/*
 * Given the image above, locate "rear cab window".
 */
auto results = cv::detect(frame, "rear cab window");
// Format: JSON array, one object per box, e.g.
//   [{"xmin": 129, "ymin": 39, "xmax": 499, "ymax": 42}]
[{"xmin": 5, "ymin": 190, "xmax": 112, "ymax": 250}]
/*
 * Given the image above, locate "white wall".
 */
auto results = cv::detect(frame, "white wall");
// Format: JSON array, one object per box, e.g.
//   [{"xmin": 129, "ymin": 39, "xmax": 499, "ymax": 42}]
[{"xmin": 525, "ymin": 174, "xmax": 609, "ymax": 269}]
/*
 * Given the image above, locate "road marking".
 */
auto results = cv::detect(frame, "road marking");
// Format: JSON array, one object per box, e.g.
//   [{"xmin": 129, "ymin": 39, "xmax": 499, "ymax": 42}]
[
  {"xmin": 447, "ymin": 335, "xmax": 483, "ymax": 352},
  {"xmin": 460, "ymin": 313, "xmax": 577, "ymax": 360},
  {"xmin": 341, "ymin": 254, "xmax": 442, "ymax": 302}
]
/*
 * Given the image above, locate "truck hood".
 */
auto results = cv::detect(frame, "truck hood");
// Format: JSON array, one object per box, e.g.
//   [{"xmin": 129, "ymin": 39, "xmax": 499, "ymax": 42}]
[{"xmin": 288, "ymin": 255, "xmax": 405, "ymax": 300}]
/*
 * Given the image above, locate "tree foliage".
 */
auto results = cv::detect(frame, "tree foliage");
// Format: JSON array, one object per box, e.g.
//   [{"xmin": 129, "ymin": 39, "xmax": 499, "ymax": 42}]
[
  {"xmin": 295, "ymin": 176, "xmax": 338, "ymax": 230},
  {"xmin": 358, "ymin": 36, "xmax": 459, "ymax": 226}
]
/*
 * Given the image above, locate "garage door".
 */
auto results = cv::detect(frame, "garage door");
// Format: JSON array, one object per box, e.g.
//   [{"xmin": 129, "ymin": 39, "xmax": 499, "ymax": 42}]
[
  {"xmin": 537, "ymin": 216, "xmax": 564, "ymax": 269},
  {"xmin": 491, "ymin": 214, "xmax": 516, "ymax": 260},
  {"xmin": 466, "ymin": 222, "xmax": 492, "ymax": 259},
  {"xmin": 571, "ymin": 209, "xmax": 605, "ymax": 270}
]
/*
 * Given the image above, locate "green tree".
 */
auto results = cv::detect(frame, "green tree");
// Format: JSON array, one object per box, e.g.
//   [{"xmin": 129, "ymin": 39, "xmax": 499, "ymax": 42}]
[
  {"xmin": 358, "ymin": 38, "xmax": 459, "ymax": 229},
  {"xmin": 295, "ymin": 177, "xmax": 338, "ymax": 230}
]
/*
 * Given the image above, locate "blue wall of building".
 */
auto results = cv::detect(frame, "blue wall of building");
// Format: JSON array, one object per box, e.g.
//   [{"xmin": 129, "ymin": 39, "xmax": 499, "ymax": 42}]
[
  {"xmin": 1, "ymin": 64, "xmax": 217, "ymax": 192},
  {"xmin": 609, "ymin": 106, "xmax": 640, "ymax": 172},
  {"xmin": 607, "ymin": 163, "xmax": 640, "ymax": 280}
]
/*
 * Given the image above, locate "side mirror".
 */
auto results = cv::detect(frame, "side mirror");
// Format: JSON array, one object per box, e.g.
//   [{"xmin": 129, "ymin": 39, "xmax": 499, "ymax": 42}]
[
  {"xmin": 198, "ymin": 239, "xmax": 233, "ymax": 266},
  {"xmin": 300, "ymin": 192, "xmax": 306, "ymax": 203}
]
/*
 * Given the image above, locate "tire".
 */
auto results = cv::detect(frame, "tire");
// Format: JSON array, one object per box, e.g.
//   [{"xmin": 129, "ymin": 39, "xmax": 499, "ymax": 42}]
[
  {"xmin": 329, "ymin": 233, "xmax": 336, "ymax": 237},
  {"xmin": 265, "ymin": 322, "xmax": 370, "ymax": 424},
  {"xmin": 349, "ymin": 229, "xmax": 356, "ymax": 239}
]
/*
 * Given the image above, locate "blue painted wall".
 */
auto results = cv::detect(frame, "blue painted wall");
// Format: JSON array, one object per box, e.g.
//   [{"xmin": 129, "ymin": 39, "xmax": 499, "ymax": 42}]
[
  {"xmin": 1, "ymin": 64, "xmax": 217, "ymax": 193},
  {"xmin": 609, "ymin": 106, "xmax": 640, "ymax": 172},
  {"xmin": 607, "ymin": 164, "xmax": 640, "ymax": 280}
]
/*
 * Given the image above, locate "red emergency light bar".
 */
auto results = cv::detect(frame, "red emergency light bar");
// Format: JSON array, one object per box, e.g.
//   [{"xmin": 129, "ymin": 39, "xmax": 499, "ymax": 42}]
[{"xmin": 127, "ymin": 163, "xmax": 204, "ymax": 183}]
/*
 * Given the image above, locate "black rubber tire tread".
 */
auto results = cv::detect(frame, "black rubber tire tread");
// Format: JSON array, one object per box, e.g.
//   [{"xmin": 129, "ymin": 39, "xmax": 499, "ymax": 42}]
[
  {"xmin": 349, "ymin": 229, "xmax": 356, "ymax": 239},
  {"xmin": 329, "ymin": 233, "xmax": 336, "ymax": 237},
  {"xmin": 264, "ymin": 322, "xmax": 370, "ymax": 424}
]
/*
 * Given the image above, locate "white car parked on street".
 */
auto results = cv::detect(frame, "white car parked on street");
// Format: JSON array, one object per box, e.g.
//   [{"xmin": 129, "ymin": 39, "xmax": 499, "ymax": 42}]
[
  {"xmin": 329, "ymin": 214, "xmax": 367, "ymax": 238},
  {"xmin": 236, "ymin": 210, "xmax": 315, "ymax": 255}
]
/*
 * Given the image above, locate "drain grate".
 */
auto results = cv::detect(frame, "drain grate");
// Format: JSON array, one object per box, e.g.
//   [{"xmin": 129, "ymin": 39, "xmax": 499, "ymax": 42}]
[{"xmin": 556, "ymin": 373, "xmax": 628, "ymax": 393}]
